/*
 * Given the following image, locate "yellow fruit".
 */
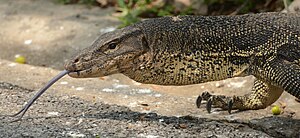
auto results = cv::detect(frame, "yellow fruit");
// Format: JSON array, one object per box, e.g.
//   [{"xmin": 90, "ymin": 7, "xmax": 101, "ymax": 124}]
[
  {"xmin": 15, "ymin": 55, "xmax": 26, "ymax": 64},
  {"xmin": 271, "ymin": 105, "xmax": 281, "ymax": 115}
]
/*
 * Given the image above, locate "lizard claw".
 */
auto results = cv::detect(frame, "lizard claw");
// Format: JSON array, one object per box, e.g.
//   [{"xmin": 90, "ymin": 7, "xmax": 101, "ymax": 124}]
[
  {"xmin": 196, "ymin": 91, "xmax": 235, "ymax": 114},
  {"xmin": 206, "ymin": 97, "xmax": 213, "ymax": 113},
  {"xmin": 196, "ymin": 95, "xmax": 202, "ymax": 108},
  {"xmin": 196, "ymin": 91, "xmax": 211, "ymax": 108},
  {"xmin": 228, "ymin": 98, "xmax": 233, "ymax": 114},
  {"xmin": 201, "ymin": 91, "xmax": 212, "ymax": 98}
]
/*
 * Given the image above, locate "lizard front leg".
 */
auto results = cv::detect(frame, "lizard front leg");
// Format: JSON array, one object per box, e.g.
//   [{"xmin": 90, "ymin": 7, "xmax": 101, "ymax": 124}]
[{"xmin": 196, "ymin": 79, "xmax": 284, "ymax": 113}]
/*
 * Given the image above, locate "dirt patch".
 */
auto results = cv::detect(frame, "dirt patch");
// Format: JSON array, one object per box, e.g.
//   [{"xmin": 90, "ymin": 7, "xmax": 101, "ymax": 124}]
[{"xmin": 0, "ymin": 0, "xmax": 118, "ymax": 69}]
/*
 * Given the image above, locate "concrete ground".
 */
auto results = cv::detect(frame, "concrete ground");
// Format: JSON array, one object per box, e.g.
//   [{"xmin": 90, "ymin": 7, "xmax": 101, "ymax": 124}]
[{"xmin": 0, "ymin": 0, "xmax": 299, "ymax": 137}]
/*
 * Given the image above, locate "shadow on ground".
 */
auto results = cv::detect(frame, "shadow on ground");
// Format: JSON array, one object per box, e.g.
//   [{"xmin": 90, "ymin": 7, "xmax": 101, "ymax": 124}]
[{"xmin": 0, "ymin": 82, "xmax": 299, "ymax": 138}]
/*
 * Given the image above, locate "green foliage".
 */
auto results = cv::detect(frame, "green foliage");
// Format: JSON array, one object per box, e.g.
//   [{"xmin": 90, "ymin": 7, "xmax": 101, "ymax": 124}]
[
  {"xmin": 286, "ymin": 0, "xmax": 294, "ymax": 5},
  {"xmin": 116, "ymin": 0, "xmax": 195, "ymax": 28},
  {"xmin": 55, "ymin": 0, "xmax": 286, "ymax": 28},
  {"xmin": 283, "ymin": 0, "xmax": 294, "ymax": 8},
  {"xmin": 156, "ymin": 5, "xmax": 174, "ymax": 16},
  {"xmin": 116, "ymin": 0, "xmax": 145, "ymax": 28},
  {"xmin": 179, "ymin": 6, "xmax": 194, "ymax": 15},
  {"xmin": 204, "ymin": 0, "xmax": 245, "ymax": 5}
]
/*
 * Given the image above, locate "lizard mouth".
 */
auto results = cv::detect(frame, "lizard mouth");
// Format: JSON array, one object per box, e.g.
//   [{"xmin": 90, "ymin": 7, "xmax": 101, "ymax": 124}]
[
  {"xmin": 68, "ymin": 69, "xmax": 96, "ymax": 78},
  {"xmin": 68, "ymin": 68, "xmax": 105, "ymax": 78},
  {"xmin": 66, "ymin": 62, "xmax": 119, "ymax": 78},
  {"xmin": 68, "ymin": 67, "xmax": 104, "ymax": 78},
  {"xmin": 64, "ymin": 57, "xmax": 106, "ymax": 78}
]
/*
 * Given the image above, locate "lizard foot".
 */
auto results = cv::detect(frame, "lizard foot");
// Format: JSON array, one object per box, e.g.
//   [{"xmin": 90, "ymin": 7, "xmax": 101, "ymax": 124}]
[
  {"xmin": 196, "ymin": 91, "xmax": 235, "ymax": 113},
  {"xmin": 196, "ymin": 79, "xmax": 286, "ymax": 113}
]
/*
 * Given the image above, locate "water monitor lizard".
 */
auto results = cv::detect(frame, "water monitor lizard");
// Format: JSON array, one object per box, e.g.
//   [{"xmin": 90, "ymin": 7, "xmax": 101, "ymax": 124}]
[
  {"xmin": 11, "ymin": 12, "xmax": 300, "ymax": 120},
  {"xmin": 64, "ymin": 12, "xmax": 300, "ymax": 113}
]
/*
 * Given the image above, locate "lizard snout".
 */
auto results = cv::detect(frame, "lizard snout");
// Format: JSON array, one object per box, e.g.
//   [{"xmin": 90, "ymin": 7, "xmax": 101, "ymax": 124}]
[
  {"xmin": 64, "ymin": 57, "xmax": 82, "ymax": 72},
  {"xmin": 64, "ymin": 53, "xmax": 94, "ymax": 71},
  {"xmin": 64, "ymin": 61, "xmax": 76, "ymax": 72}
]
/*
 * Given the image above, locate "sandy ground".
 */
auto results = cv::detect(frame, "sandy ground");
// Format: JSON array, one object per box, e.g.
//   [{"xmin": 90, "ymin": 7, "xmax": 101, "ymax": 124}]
[{"xmin": 0, "ymin": 0, "xmax": 299, "ymax": 137}]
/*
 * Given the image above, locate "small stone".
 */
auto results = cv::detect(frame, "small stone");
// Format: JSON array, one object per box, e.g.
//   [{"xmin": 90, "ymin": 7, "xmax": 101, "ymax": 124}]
[
  {"xmin": 60, "ymin": 81, "xmax": 68, "ymax": 85},
  {"xmin": 154, "ymin": 94, "xmax": 162, "ymax": 97},
  {"xmin": 8, "ymin": 63, "xmax": 17, "ymax": 67},
  {"xmin": 138, "ymin": 89, "xmax": 152, "ymax": 94},
  {"xmin": 178, "ymin": 123, "xmax": 188, "ymax": 129},
  {"xmin": 47, "ymin": 112, "xmax": 59, "ymax": 116},
  {"xmin": 24, "ymin": 39, "xmax": 32, "ymax": 45},
  {"xmin": 102, "ymin": 88, "xmax": 114, "ymax": 92},
  {"xmin": 75, "ymin": 87, "xmax": 84, "ymax": 91}
]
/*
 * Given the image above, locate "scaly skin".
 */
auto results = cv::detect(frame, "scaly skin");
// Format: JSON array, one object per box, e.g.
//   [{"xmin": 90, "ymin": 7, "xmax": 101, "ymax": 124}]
[{"xmin": 65, "ymin": 12, "xmax": 300, "ymax": 113}]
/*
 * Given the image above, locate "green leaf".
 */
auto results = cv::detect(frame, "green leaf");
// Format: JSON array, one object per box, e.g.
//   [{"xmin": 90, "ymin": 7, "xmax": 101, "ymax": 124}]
[{"xmin": 117, "ymin": 0, "xmax": 126, "ymax": 8}]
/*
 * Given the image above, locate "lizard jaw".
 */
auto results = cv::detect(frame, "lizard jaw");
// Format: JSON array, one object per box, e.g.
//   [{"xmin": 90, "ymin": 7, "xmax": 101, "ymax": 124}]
[
  {"xmin": 68, "ymin": 69, "xmax": 102, "ymax": 78},
  {"xmin": 65, "ymin": 59, "xmax": 120, "ymax": 78},
  {"xmin": 67, "ymin": 65, "xmax": 119, "ymax": 78}
]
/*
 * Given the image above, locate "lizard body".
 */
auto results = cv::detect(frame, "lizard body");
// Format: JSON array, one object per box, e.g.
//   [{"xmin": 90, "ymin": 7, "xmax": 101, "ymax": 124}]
[{"xmin": 65, "ymin": 12, "xmax": 300, "ymax": 112}]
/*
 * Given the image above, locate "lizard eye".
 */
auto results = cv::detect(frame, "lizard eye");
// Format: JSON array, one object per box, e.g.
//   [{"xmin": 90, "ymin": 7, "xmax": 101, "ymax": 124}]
[{"xmin": 108, "ymin": 43, "xmax": 117, "ymax": 49}]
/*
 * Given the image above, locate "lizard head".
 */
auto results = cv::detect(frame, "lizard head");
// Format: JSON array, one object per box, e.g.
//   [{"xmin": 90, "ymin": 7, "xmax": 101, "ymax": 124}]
[{"xmin": 64, "ymin": 25, "xmax": 149, "ymax": 78}]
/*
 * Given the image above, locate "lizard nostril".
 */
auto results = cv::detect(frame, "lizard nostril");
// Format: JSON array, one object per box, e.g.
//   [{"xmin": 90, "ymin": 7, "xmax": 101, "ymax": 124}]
[{"xmin": 74, "ymin": 58, "xmax": 79, "ymax": 63}]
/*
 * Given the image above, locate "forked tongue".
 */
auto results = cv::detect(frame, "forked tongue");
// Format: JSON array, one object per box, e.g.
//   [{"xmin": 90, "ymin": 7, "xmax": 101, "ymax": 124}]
[{"xmin": 10, "ymin": 70, "xmax": 70, "ymax": 122}]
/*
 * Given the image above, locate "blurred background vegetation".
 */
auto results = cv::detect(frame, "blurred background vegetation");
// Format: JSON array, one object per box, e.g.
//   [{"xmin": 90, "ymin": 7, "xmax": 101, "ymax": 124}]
[{"xmin": 55, "ymin": 0, "xmax": 292, "ymax": 27}]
